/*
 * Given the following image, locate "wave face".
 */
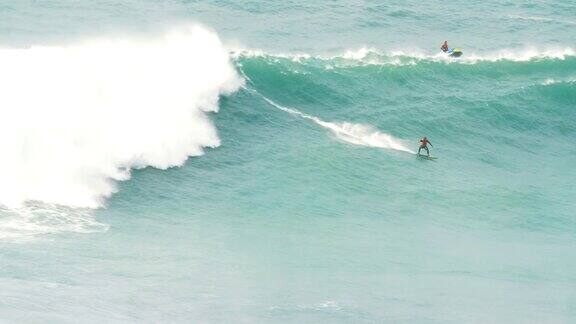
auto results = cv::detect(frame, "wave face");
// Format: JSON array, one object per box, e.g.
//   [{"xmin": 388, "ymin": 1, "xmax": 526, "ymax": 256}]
[
  {"xmin": 234, "ymin": 47, "xmax": 576, "ymax": 151},
  {"xmin": 0, "ymin": 25, "xmax": 241, "ymax": 210},
  {"xmin": 254, "ymin": 92, "xmax": 414, "ymax": 153},
  {"xmin": 233, "ymin": 47, "xmax": 575, "ymax": 227}
]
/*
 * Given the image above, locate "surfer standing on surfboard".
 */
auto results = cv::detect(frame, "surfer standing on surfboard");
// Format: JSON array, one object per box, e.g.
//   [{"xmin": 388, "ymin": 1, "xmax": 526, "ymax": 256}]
[{"xmin": 418, "ymin": 137, "xmax": 433, "ymax": 156}]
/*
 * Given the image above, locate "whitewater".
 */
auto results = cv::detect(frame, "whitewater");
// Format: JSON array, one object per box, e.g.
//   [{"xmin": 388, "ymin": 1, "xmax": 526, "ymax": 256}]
[
  {"xmin": 1, "ymin": 0, "xmax": 575, "ymax": 323},
  {"xmin": 0, "ymin": 25, "xmax": 241, "ymax": 209}
]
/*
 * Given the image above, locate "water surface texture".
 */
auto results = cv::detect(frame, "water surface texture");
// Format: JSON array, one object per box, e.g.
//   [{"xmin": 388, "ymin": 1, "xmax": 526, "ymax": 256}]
[{"xmin": 0, "ymin": 0, "xmax": 575, "ymax": 323}]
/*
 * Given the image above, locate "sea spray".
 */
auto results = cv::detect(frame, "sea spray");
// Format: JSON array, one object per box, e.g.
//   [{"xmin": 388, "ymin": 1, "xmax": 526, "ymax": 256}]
[{"xmin": 0, "ymin": 25, "xmax": 242, "ymax": 209}]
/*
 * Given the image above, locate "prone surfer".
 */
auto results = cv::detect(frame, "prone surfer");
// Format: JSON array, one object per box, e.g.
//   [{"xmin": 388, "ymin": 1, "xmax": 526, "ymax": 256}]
[
  {"xmin": 441, "ymin": 41, "xmax": 448, "ymax": 53},
  {"xmin": 418, "ymin": 137, "xmax": 433, "ymax": 156}
]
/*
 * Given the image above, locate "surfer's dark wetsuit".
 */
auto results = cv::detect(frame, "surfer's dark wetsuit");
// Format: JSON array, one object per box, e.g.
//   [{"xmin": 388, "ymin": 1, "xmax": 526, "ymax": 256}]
[{"xmin": 418, "ymin": 137, "xmax": 432, "ymax": 156}]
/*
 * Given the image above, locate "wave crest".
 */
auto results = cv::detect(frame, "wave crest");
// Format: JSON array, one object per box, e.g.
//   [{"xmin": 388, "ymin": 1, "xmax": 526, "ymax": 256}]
[{"xmin": 233, "ymin": 46, "xmax": 576, "ymax": 66}]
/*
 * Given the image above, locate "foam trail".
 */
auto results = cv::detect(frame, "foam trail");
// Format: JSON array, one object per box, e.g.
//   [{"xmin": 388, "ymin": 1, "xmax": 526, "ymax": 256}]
[
  {"xmin": 257, "ymin": 93, "xmax": 414, "ymax": 153},
  {"xmin": 0, "ymin": 25, "xmax": 242, "ymax": 211}
]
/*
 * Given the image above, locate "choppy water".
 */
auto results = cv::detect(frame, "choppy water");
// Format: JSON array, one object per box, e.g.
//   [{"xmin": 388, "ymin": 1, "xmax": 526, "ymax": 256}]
[{"xmin": 0, "ymin": 0, "xmax": 575, "ymax": 323}]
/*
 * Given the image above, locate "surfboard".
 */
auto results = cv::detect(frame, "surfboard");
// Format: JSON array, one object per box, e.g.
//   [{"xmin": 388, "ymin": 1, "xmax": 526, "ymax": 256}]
[{"xmin": 417, "ymin": 154, "xmax": 438, "ymax": 160}]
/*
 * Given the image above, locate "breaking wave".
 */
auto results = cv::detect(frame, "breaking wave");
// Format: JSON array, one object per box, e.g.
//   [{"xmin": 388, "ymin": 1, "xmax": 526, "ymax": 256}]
[{"xmin": 0, "ymin": 25, "xmax": 242, "ymax": 210}]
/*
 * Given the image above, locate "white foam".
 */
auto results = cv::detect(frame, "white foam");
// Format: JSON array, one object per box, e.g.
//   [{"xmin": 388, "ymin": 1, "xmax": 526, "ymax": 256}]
[
  {"xmin": 0, "ymin": 25, "xmax": 242, "ymax": 210},
  {"xmin": 540, "ymin": 78, "xmax": 576, "ymax": 86},
  {"xmin": 458, "ymin": 47, "xmax": 576, "ymax": 63},
  {"xmin": 342, "ymin": 47, "xmax": 377, "ymax": 60},
  {"xmin": 381, "ymin": 46, "xmax": 576, "ymax": 63},
  {"xmin": 0, "ymin": 204, "xmax": 108, "ymax": 241},
  {"xmin": 381, "ymin": 47, "xmax": 576, "ymax": 64},
  {"xmin": 229, "ymin": 48, "xmax": 311, "ymax": 62},
  {"xmin": 508, "ymin": 14, "xmax": 576, "ymax": 25},
  {"xmin": 258, "ymin": 93, "xmax": 414, "ymax": 154},
  {"xmin": 232, "ymin": 46, "xmax": 576, "ymax": 66}
]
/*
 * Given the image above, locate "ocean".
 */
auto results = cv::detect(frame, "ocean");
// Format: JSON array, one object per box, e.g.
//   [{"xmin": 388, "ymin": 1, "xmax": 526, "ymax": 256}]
[{"xmin": 0, "ymin": 0, "xmax": 575, "ymax": 322}]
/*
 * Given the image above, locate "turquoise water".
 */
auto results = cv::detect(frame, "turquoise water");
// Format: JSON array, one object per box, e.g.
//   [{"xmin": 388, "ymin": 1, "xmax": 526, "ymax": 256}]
[{"xmin": 1, "ymin": 1, "xmax": 575, "ymax": 323}]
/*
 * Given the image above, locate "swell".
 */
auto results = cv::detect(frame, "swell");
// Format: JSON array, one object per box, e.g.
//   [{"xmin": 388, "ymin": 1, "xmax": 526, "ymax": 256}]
[
  {"xmin": 235, "ymin": 46, "xmax": 575, "ymax": 158},
  {"xmin": 234, "ymin": 47, "xmax": 576, "ymax": 111}
]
